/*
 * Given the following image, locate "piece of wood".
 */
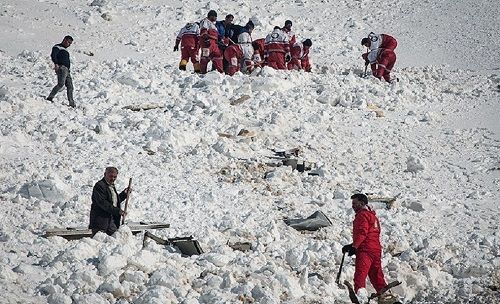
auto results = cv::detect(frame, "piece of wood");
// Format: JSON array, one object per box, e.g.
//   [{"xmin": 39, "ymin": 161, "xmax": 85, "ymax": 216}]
[
  {"xmin": 230, "ymin": 95, "xmax": 251, "ymax": 106},
  {"xmin": 123, "ymin": 104, "xmax": 165, "ymax": 111},
  {"xmin": 43, "ymin": 222, "xmax": 170, "ymax": 240},
  {"xmin": 121, "ymin": 178, "xmax": 132, "ymax": 225}
]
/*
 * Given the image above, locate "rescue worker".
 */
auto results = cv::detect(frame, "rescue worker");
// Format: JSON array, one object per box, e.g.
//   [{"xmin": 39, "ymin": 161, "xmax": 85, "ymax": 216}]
[
  {"xmin": 251, "ymin": 38, "xmax": 266, "ymax": 68},
  {"xmin": 342, "ymin": 193, "xmax": 388, "ymax": 295},
  {"xmin": 199, "ymin": 10, "xmax": 223, "ymax": 73},
  {"xmin": 282, "ymin": 20, "xmax": 296, "ymax": 46},
  {"xmin": 173, "ymin": 22, "xmax": 200, "ymax": 72},
  {"xmin": 224, "ymin": 32, "xmax": 254, "ymax": 76},
  {"xmin": 287, "ymin": 39, "xmax": 312, "ymax": 72},
  {"xmin": 361, "ymin": 33, "xmax": 397, "ymax": 82},
  {"xmin": 362, "ymin": 48, "xmax": 396, "ymax": 82},
  {"xmin": 264, "ymin": 26, "xmax": 290, "ymax": 70},
  {"xmin": 216, "ymin": 14, "xmax": 234, "ymax": 71}
]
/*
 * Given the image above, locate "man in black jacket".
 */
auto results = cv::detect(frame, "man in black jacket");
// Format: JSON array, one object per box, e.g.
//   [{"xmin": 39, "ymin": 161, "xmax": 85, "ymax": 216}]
[
  {"xmin": 89, "ymin": 167, "xmax": 130, "ymax": 236},
  {"xmin": 46, "ymin": 35, "xmax": 75, "ymax": 108}
]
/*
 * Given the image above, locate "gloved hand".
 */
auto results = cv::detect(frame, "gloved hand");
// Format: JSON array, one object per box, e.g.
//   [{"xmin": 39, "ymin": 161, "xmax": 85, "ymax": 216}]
[
  {"xmin": 285, "ymin": 53, "xmax": 291, "ymax": 62},
  {"xmin": 173, "ymin": 45, "xmax": 179, "ymax": 52},
  {"xmin": 342, "ymin": 244, "xmax": 356, "ymax": 256}
]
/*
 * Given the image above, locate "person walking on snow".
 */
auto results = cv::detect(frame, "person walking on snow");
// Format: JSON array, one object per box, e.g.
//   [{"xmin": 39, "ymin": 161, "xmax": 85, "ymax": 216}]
[
  {"xmin": 46, "ymin": 35, "xmax": 75, "ymax": 108},
  {"xmin": 264, "ymin": 26, "xmax": 290, "ymax": 70},
  {"xmin": 174, "ymin": 22, "xmax": 200, "ymax": 72},
  {"xmin": 343, "ymin": 193, "xmax": 389, "ymax": 295},
  {"xmin": 223, "ymin": 32, "xmax": 254, "ymax": 76},
  {"xmin": 287, "ymin": 39, "xmax": 312, "ymax": 72},
  {"xmin": 199, "ymin": 10, "xmax": 223, "ymax": 73}
]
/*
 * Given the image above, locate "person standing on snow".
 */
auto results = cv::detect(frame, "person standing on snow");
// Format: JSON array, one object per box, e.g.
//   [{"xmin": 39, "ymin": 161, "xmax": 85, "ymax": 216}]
[
  {"xmin": 46, "ymin": 35, "xmax": 75, "ymax": 108},
  {"xmin": 282, "ymin": 20, "xmax": 296, "ymax": 46},
  {"xmin": 215, "ymin": 14, "xmax": 235, "ymax": 71},
  {"xmin": 89, "ymin": 167, "xmax": 131, "ymax": 236},
  {"xmin": 224, "ymin": 32, "xmax": 254, "ymax": 76},
  {"xmin": 264, "ymin": 26, "xmax": 290, "ymax": 70},
  {"xmin": 287, "ymin": 39, "xmax": 312, "ymax": 72},
  {"xmin": 173, "ymin": 22, "xmax": 200, "ymax": 72},
  {"xmin": 361, "ymin": 33, "xmax": 397, "ymax": 82},
  {"xmin": 342, "ymin": 193, "xmax": 389, "ymax": 295},
  {"xmin": 199, "ymin": 10, "xmax": 223, "ymax": 73}
]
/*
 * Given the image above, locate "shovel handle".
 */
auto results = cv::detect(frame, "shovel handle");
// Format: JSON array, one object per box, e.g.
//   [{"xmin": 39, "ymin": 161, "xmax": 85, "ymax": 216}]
[{"xmin": 121, "ymin": 178, "xmax": 132, "ymax": 225}]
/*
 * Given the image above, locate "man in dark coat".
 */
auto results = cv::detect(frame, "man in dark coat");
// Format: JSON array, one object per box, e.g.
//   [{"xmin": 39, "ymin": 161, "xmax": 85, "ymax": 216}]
[
  {"xmin": 89, "ymin": 167, "xmax": 130, "ymax": 236},
  {"xmin": 46, "ymin": 35, "xmax": 75, "ymax": 107}
]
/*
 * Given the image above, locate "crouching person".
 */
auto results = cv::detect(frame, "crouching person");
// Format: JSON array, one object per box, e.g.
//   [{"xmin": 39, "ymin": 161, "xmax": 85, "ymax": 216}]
[
  {"xmin": 288, "ymin": 39, "xmax": 312, "ymax": 72},
  {"xmin": 89, "ymin": 167, "xmax": 131, "ymax": 236}
]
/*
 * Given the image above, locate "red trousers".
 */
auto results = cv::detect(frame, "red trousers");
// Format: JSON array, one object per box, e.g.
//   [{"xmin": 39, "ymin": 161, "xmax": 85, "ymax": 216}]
[
  {"xmin": 267, "ymin": 52, "xmax": 287, "ymax": 70},
  {"xmin": 181, "ymin": 45, "xmax": 199, "ymax": 64},
  {"xmin": 374, "ymin": 50, "xmax": 396, "ymax": 82},
  {"xmin": 224, "ymin": 45, "xmax": 241, "ymax": 76},
  {"xmin": 354, "ymin": 251, "xmax": 387, "ymax": 293},
  {"xmin": 200, "ymin": 40, "xmax": 223, "ymax": 74}
]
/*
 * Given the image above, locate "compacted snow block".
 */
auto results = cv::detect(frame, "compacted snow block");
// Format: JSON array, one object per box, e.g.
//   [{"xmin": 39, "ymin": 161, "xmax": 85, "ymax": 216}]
[
  {"xmin": 19, "ymin": 179, "xmax": 68, "ymax": 202},
  {"xmin": 284, "ymin": 211, "xmax": 332, "ymax": 231}
]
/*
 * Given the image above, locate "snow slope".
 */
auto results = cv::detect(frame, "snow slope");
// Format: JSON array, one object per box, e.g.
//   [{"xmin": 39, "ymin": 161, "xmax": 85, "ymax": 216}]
[{"xmin": 1, "ymin": 0, "xmax": 499, "ymax": 303}]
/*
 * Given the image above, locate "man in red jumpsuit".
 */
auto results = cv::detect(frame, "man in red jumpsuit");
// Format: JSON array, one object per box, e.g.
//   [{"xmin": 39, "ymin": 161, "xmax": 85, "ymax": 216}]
[
  {"xmin": 343, "ymin": 193, "xmax": 388, "ymax": 294},
  {"xmin": 287, "ymin": 39, "xmax": 312, "ymax": 72},
  {"xmin": 264, "ymin": 26, "xmax": 290, "ymax": 70},
  {"xmin": 199, "ymin": 10, "xmax": 223, "ymax": 74},
  {"xmin": 361, "ymin": 33, "xmax": 397, "ymax": 82},
  {"xmin": 173, "ymin": 22, "xmax": 200, "ymax": 73},
  {"xmin": 223, "ymin": 32, "xmax": 254, "ymax": 76}
]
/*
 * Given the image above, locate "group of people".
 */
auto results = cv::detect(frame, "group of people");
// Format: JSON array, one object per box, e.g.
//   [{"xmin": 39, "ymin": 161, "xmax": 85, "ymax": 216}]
[
  {"xmin": 44, "ymin": 13, "xmax": 397, "ymax": 107},
  {"xmin": 174, "ymin": 10, "xmax": 313, "ymax": 76}
]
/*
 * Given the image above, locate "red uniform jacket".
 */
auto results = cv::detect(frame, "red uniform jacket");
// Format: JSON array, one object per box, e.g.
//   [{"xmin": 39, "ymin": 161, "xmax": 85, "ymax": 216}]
[
  {"xmin": 288, "ymin": 43, "xmax": 311, "ymax": 71},
  {"xmin": 352, "ymin": 206, "xmax": 382, "ymax": 253},
  {"xmin": 199, "ymin": 18, "xmax": 219, "ymax": 48}
]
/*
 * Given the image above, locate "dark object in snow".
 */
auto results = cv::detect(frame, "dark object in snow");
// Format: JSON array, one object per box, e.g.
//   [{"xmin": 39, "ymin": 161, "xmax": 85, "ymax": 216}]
[
  {"xmin": 228, "ymin": 241, "xmax": 252, "ymax": 252},
  {"xmin": 344, "ymin": 280, "xmax": 360, "ymax": 304},
  {"xmin": 284, "ymin": 210, "xmax": 332, "ymax": 231},
  {"xmin": 343, "ymin": 280, "xmax": 402, "ymax": 304},
  {"xmin": 368, "ymin": 281, "xmax": 402, "ymax": 304},
  {"xmin": 143, "ymin": 231, "xmax": 203, "ymax": 256},
  {"xmin": 43, "ymin": 222, "xmax": 170, "ymax": 240}
]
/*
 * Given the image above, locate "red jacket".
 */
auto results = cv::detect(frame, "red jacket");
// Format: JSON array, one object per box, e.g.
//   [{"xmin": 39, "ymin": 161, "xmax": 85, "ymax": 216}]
[{"xmin": 352, "ymin": 206, "xmax": 382, "ymax": 253}]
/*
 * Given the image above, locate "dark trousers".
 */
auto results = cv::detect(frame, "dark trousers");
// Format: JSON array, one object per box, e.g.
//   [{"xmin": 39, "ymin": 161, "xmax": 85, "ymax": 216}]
[{"xmin": 48, "ymin": 66, "xmax": 74, "ymax": 106}]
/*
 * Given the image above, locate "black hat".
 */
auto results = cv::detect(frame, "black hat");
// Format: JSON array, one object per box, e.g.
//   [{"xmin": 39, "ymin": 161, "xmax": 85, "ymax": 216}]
[
  {"xmin": 303, "ymin": 39, "xmax": 312, "ymax": 47},
  {"xmin": 361, "ymin": 38, "xmax": 370, "ymax": 46},
  {"xmin": 285, "ymin": 20, "xmax": 292, "ymax": 26},
  {"xmin": 208, "ymin": 10, "xmax": 217, "ymax": 18}
]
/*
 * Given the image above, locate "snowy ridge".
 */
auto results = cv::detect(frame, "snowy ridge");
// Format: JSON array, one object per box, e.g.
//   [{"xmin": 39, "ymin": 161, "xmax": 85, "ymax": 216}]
[{"xmin": 1, "ymin": 0, "xmax": 500, "ymax": 303}]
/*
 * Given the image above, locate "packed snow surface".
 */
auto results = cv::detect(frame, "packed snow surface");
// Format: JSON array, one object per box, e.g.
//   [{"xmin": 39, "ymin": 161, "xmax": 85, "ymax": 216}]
[{"xmin": 1, "ymin": 0, "xmax": 499, "ymax": 303}]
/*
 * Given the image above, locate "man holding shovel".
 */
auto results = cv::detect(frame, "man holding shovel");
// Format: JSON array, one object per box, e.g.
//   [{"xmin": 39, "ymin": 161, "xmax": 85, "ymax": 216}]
[
  {"xmin": 89, "ymin": 167, "xmax": 131, "ymax": 236},
  {"xmin": 343, "ymin": 193, "xmax": 389, "ymax": 297}
]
